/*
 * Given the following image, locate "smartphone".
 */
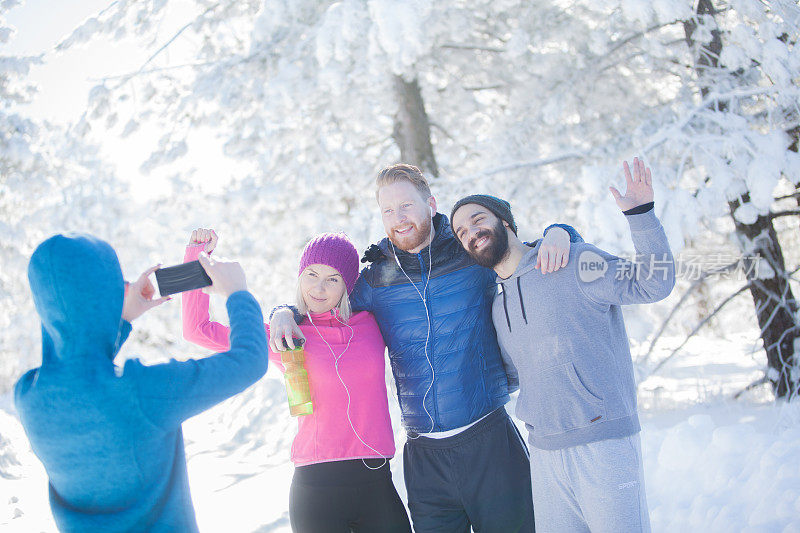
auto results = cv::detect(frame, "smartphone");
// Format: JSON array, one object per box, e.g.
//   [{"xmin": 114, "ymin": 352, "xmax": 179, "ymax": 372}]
[{"xmin": 154, "ymin": 261, "xmax": 212, "ymax": 297}]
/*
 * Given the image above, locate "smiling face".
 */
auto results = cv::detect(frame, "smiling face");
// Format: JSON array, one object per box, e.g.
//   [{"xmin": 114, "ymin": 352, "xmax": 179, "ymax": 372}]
[
  {"xmin": 452, "ymin": 204, "xmax": 510, "ymax": 268},
  {"xmin": 377, "ymin": 181, "xmax": 436, "ymax": 253},
  {"xmin": 298, "ymin": 263, "xmax": 346, "ymax": 314}
]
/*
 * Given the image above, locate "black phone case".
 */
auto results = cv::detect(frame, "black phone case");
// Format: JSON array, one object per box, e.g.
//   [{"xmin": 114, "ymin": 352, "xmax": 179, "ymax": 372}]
[{"xmin": 154, "ymin": 261, "xmax": 212, "ymax": 297}]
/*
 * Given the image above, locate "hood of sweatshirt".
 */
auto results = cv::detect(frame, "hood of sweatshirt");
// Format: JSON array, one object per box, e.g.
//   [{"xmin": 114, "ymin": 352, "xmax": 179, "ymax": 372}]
[{"xmin": 28, "ymin": 234, "xmax": 126, "ymax": 364}]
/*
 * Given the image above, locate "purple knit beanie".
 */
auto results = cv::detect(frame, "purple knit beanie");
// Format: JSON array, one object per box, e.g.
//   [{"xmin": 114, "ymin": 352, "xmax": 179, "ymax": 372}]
[{"xmin": 298, "ymin": 233, "xmax": 360, "ymax": 294}]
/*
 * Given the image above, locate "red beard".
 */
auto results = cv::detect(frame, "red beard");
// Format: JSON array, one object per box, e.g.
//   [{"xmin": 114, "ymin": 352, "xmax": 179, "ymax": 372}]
[{"xmin": 389, "ymin": 216, "xmax": 433, "ymax": 252}]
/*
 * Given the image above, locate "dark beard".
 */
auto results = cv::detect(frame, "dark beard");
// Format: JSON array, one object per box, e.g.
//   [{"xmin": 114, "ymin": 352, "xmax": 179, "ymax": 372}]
[
  {"xmin": 389, "ymin": 216, "xmax": 433, "ymax": 252},
  {"xmin": 467, "ymin": 219, "xmax": 509, "ymax": 268}
]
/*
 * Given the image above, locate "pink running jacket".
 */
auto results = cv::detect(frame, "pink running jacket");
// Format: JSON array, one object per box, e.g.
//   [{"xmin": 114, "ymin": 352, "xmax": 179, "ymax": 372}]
[{"xmin": 181, "ymin": 244, "xmax": 395, "ymax": 466}]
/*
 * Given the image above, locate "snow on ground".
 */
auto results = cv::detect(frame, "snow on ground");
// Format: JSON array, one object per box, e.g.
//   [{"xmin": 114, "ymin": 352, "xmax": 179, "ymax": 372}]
[{"xmin": 2, "ymin": 328, "xmax": 799, "ymax": 532}]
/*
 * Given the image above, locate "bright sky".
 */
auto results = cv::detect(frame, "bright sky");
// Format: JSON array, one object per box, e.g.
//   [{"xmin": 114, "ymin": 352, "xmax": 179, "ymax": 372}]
[
  {"xmin": 4, "ymin": 0, "xmax": 142, "ymax": 122},
  {"xmin": 4, "ymin": 0, "xmax": 240, "ymax": 199}
]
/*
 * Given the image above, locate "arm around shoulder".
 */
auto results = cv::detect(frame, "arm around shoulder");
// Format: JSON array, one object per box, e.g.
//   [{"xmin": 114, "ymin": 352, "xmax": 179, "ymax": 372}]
[
  {"xmin": 348, "ymin": 269, "xmax": 373, "ymax": 313},
  {"xmin": 544, "ymin": 223, "xmax": 584, "ymax": 243}
]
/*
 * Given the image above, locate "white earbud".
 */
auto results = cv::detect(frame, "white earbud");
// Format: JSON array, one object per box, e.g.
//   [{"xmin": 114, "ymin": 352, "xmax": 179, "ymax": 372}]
[{"xmin": 430, "ymin": 206, "xmax": 434, "ymax": 217}]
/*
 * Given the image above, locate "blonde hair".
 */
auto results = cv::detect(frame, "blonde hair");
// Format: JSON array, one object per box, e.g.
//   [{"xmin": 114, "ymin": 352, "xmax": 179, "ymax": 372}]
[
  {"xmin": 375, "ymin": 163, "xmax": 432, "ymax": 201},
  {"xmin": 296, "ymin": 279, "xmax": 352, "ymax": 322}
]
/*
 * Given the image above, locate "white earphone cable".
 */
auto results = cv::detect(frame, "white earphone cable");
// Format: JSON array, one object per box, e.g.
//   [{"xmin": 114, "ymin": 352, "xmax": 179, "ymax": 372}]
[
  {"xmin": 390, "ymin": 212, "xmax": 435, "ymax": 437},
  {"xmin": 307, "ymin": 312, "xmax": 388, "ymax": 470}
]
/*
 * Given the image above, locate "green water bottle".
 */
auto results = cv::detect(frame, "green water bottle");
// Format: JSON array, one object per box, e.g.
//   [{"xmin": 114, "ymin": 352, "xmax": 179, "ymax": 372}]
[{"xmin": 280, "ymin": 339, "xmax": 313, "ymax": 417}]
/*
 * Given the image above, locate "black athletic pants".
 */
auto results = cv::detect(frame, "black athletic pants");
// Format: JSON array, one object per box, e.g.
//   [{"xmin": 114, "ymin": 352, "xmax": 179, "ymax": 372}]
[
  {"xmin": 289, "ymin": 458, "xmax": 411, "ymax": 533},
  {"xmin": 403, "ymin": 407, "xmax": 535, "ymax": 532}
]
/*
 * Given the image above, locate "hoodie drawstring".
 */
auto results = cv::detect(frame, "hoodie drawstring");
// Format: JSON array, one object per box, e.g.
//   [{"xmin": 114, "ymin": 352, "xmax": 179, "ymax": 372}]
[
  {"xmin": 501, "ymin": 282, "xmax": 512, "ymax": 332},
  {"xmin": 516, "ymin": 277, "xmax": 528, "ymax": 325}
]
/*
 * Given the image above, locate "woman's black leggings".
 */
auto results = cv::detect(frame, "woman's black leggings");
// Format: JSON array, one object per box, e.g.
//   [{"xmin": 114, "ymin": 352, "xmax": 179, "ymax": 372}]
[{"xmin": 289, "ymin": 459, "xmax": 411, "ymax": 533}]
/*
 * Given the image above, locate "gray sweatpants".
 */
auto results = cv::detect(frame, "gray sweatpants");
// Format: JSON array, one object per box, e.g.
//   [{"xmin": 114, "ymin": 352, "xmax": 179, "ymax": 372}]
[{"xmin": 528, "ymin": 432, "xmax": 650, "ymax": 533}]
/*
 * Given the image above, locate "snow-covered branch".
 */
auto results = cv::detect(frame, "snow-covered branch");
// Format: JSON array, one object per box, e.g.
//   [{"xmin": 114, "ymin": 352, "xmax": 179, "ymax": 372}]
[
  {"xmin": 459, "ymin": 151, "xmax": 586, "ymax": 184},
  {"xmin": 128, "ymin": 2, "xmax": 223, "ymax": 84},
  {"xmin": 768, "ymin": 209, "xmax": 800, "ymax": 220},
  {"xmin": 603, "ymin": 19, "xmax": 682, "ymax": 58},
  {"xmin": 440, "ymin": 43, "xmax": 504, "ymax": 53},
  {"xmin": 648, "ymin": 283, "xmax": 751, "ymax": 376},
  {"xmin": 642, "ymin": 86, "xmax": 800, "ymax": 154}
]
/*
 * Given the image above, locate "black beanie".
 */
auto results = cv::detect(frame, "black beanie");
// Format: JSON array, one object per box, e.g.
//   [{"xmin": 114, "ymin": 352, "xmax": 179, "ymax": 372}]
[{"xmin": 451, "ymin": 194, "xmax": 517, "ymax": 235}]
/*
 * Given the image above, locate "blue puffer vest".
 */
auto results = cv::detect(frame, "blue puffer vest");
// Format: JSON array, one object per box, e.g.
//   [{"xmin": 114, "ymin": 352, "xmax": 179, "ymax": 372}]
[{"xmin": 350, "ymin": 214, "xmax": 581, "ymax": 433}]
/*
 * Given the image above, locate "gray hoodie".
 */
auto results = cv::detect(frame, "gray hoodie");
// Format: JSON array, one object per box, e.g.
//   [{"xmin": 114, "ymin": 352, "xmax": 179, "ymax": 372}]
[{"xmin": 494, "ymin": 210, "xmax": 675, "ymax": 450}]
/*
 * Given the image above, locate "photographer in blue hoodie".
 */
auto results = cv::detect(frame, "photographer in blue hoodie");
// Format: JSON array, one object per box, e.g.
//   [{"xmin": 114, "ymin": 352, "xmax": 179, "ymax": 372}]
[
  {"xmin": 451, "ymin": 158, "xmax": 675, "ymax": 533},
  {"xmin": 14, "ymin": 234, "xmax": 268, "ymax": 532}
]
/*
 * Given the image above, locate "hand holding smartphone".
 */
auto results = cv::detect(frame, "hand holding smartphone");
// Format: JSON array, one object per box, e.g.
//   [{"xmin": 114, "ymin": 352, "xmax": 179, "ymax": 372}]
[
  {"xmin": 156, "ymin": 228, "xmax": 245, "ymax": 298},
  {"xmin": 154, "ymin": 261, "xmax": 212, "ymax": 297}
]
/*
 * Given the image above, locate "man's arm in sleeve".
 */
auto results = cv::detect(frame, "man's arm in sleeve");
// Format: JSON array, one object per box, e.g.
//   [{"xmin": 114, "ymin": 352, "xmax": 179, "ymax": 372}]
[
  {"xmin": 544, "ymin": 223, "xmax": 584, "ymax": 243},
  {"xmin": 126, "ymin": 290, "xmax": 269, "ymax": 427},
  {"xmin": 348, "ymin": 268, "xmax": 373, "ymax": 313},
  {"xmin": 498, "ymin": 338, "xmax": 520, "ymax": 394},
  {"xmin": 576, "ymin": 208, "xmax": 676, "ymax": 306}
]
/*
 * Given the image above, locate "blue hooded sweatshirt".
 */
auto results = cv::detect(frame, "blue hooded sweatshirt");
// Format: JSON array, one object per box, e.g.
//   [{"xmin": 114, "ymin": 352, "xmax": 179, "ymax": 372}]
[{"xmin": 14, "ymin": 234, "xmax": 268, "ymax": 532}]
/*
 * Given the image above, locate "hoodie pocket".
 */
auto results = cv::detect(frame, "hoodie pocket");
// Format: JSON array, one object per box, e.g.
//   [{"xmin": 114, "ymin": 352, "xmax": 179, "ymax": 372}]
[{"xmin": 534, "ymin": 362, "xmax": 605, "ymax": 437}]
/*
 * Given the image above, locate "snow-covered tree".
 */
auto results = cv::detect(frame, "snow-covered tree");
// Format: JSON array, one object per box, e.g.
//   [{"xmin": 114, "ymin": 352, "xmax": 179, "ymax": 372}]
[
  {"xmin": 587, "ymin": 0, "xmax": 800, "ymax": 398},
  {"xmin": 44, "ymin": 0, "xmax": 800, "ymax": 398},
  {"xmin": 0, "ymin": 1, "xmax": 149, "ymax": 391}
]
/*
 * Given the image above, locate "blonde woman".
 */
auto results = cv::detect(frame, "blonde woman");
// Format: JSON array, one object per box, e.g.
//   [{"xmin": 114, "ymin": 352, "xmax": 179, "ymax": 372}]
[{"xmin": 182, "ymin": 229, "xmax": 410, "ymax": 533}]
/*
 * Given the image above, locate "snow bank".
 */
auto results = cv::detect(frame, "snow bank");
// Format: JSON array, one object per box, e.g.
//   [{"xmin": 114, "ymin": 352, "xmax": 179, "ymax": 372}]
[
  {"xmin": 3, "ymin": 351, "xmax": 800, "ymax": 532},
  {"xmin": 643, "ymin": 402, "xmax": 800, "ymax": 532}
]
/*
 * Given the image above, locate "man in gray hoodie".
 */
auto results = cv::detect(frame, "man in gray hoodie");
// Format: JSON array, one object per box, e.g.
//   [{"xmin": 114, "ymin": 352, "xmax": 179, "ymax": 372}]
[{"xmin": 450, "ymin": 158, "xmax": 675, "ymax": 533}]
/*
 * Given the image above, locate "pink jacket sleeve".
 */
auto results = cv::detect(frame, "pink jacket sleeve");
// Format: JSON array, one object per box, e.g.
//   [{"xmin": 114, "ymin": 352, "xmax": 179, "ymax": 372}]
[
  {"xmin": 181, "ymin": 244, "xmax": 230, "ymax": 351},
  {"xmin": 181, "ymin": 245, "xmax": 279, "ymax": 361}
]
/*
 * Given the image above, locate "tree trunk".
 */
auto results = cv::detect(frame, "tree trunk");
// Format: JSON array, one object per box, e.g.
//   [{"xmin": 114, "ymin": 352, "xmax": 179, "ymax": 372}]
[
  {"xmin": 685, "ymin": 0, "xmax": 800, "ymax": 398},
  {"xmin": 728, "ymin": 195, "xmax": 799, "ymax": 398},
  {"xmin": 789, "ymin": 126, "xmax": 799, "ymax": 210},
  {"xmin": 392, "ymin": 75, "xmax": 439, "ymax": 178},
  {"xmin": 683, "ymin": 0, "xmax": 724, "ymax": 102}
]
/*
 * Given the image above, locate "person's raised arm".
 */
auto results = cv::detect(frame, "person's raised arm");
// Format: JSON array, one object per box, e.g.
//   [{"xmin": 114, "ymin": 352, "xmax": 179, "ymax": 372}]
[
  {"xmin": 125, "ymin": 253, "xmax": 269, "ymax": 426},
  {"xmin": 181, "ymin": 228, "xmax": 235, "ymax": 352},
  {"xmin": 578, "ymin": 157, "xmax": 675, "ymax": 306}
]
